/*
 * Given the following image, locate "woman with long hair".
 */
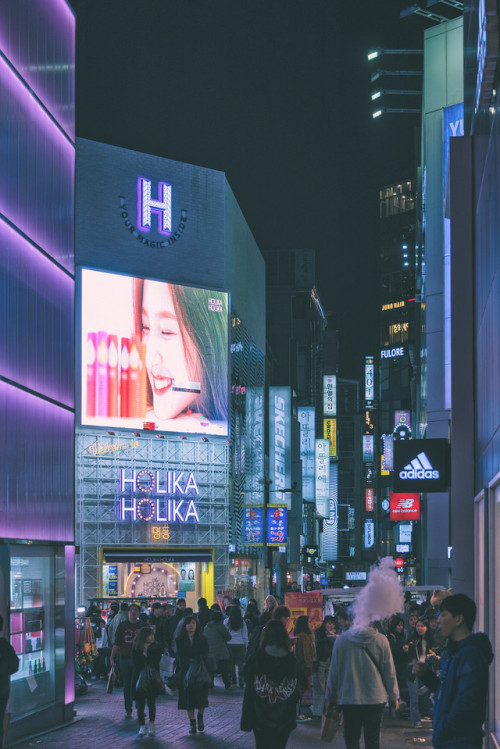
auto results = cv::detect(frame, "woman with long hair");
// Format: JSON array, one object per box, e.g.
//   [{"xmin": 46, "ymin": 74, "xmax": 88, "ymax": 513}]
[
  {"xmin": 224, "ymin": 604, "xmax": 249, "ymax": 687},
  {"xmin": 292, "ymin": 615, "xmax": 316, "ymax": 721},
  {"xmin": 244, "ymin": 601, "xmax": 260, "ymax": 638},
  {"xmin": 175, "ymin": 615, "xmax": 210, "ymax": 734},
  {"xmin": 203, "ymin": 607, "xmax": 232, "ymax": 689},
  {"xmin": 132, "ymin": 627, "xmax": 163, "ymax": 736},
  {"xmin": 241, "ymin": 620, "xmax": 300, "ymax": 749},
  {"xmin": 314, "ymin": 615, "xmax": 337, "ymax": 714},
  {"xmin": 387, "ymin": 614, "xmax": 410, "ymax": 703},
  {"xmin": 406, "ymin": 616, "xmax": 434, "ymax": 728},
  {"xmin": 133, "ymin": 277, "xmax": 228, "ymax": 432}
]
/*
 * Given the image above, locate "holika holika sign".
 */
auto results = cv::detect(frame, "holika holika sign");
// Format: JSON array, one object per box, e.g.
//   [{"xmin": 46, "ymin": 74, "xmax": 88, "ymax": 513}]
[{"xmin": 119, "ymin": 469, "xmax": 200, "ymax": 523}]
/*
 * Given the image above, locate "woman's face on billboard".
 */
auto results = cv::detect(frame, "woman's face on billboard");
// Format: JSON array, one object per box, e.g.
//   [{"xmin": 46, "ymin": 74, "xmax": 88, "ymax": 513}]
[{"xmin": 141, "ymin": 280, "xmax": 200, "ymax": 421}]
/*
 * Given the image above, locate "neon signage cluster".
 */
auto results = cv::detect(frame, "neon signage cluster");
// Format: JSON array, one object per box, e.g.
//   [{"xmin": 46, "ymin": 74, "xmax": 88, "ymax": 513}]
[{"xmin": 119, "ymin": 469, "xmax": 200, "ymax": 523}]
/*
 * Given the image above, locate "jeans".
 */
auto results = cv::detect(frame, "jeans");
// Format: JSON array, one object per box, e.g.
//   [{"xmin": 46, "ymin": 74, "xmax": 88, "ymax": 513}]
[
  {"xmin": 228, "ymin": 644, "xmax": 246, "ymax": 685},
  {"xmin": 119, "ymin": 656, "xmax": 134, "ymax": 713},
  {"xmin": 253, "ymin": 728, "xmax": 290, "ymax": 749},
  {"xmin": 407, "ymin": 679, "xmax": 420, "ymax": 725},
  {"xmin": 216, "ymin": 658, "xmax": 231, "ymax": 688},
  {"xmin": 136, "ymin": 693, "xmax": 156, "ymax": 725},
  {"xmin": 342, "ymin": 704, "xmax": 385, "ymax": 749}
]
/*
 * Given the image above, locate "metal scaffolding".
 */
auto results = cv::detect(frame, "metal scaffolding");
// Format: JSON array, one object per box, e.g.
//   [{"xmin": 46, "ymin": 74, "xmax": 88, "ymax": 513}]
[{"xmin": 76, "ymin": 432, "xmax": 230, "ymax": 603}]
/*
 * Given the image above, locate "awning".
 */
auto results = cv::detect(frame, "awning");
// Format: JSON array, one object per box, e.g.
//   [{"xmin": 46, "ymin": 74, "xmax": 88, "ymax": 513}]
[{"xmin": 103, "ymin": 548, "xmax": 213, "ymax": 564}]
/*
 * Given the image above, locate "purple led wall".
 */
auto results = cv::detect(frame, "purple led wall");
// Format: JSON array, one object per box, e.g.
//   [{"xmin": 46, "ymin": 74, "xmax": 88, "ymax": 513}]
[
  {"xmin": 0, "ymin": 53, "xmax": 74, "ymax": 273},
  {"xmin": 0, "ymin": 0, "xmax": 75, "ymax": 140},
  {"xmin": 0, "ymin": 380, "xmax": 74, "ymax": 541},
  {"xmin": 0, "ymin": 219, "xmax": 73, "ymax": 407}
]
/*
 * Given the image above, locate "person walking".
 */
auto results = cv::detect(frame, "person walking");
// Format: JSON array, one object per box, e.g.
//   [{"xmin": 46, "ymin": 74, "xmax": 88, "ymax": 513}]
[
  {"xmin": 324, "ymin": 620, "xmax": 399, "ymax": 749},
  {"xmin": 197, "ymin": 598, "xmax": 211, "ymax": 629},
  {"xmin": 292, "ymin": 615, "xmax": 316, "ymax": 722},
  {"xmin": 406, "ymin": 615, "xmax": 434, "ymax": 728},
  {"xmin": 175, "ymin": 615, "xmax": 210, "ymax": 734},
  {"xmin": 413, "ymin": 593, "xmax": 493, "ymax": 749},
  {"xmin": 244, "ymin": 601, "xmax": 260, "ymax": 638},
  {"xmin": 0, "ymin": 615, "xmax": 19, "ymax": 749},
  {"xmin": 132, "ymin": 627, "xmax": 163, "ymax": 736},
  {"xmin": 110, "ymin": 603, "xmax": 142, "ymax": 718},
  {"xmin": 313, "ymin": 614, "xmax": 337, "ymax": 715},
  {"xmin": 203, "ymin": 606, "xmax": 232, "ymax": 689},
  {"xmin": 241, "ymin": 619, "xmax": 300, "ymax": 749},
  {"xmin": 107, "ymin": 602, "xmax": 128, "ymax": 648},
  {"xmin": 386, "ymin": 615, "xmax": 410, "ymax": 709},
  {"xmin": 224, "ymin": 604, "xmax": 248, "ymax": 687}
]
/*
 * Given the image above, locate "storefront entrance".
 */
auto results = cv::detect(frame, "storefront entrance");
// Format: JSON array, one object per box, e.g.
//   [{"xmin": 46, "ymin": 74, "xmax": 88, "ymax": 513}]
[{"xmin": 101, "ymin": 548, "xmax": 214, "ymax": 609}]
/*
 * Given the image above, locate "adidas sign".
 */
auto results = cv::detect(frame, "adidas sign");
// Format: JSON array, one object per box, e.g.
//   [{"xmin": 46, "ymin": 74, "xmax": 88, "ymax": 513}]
[{"xmin": 399, "ymin": 452, "xmax": 440, "ymax": 480}]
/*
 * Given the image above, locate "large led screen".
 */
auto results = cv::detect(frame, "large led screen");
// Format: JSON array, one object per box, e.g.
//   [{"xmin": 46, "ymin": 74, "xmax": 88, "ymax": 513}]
[{"xmin": 81, "ymin": 269, "xmax": 229, "ymax": 435}]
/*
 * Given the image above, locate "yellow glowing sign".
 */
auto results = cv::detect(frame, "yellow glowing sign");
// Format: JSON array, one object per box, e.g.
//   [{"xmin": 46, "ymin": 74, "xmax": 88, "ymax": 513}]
[
  {"xmin": 150, "ymin": 524, "xmax": 171, "ymax": 542},
  {"xmin": 324, "ymin": 418, "xmax": 337, "ymax": 458}
]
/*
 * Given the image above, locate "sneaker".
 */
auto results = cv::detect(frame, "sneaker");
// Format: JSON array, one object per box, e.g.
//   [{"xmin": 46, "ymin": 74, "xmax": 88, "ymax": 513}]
[
  {"xmin": 414, "ymin": 721, "xmax": 423, "ymax": 728},
  {"xmin": 148, "ymin": 722, "xmax": 155, "ymax": 736},
  {"xmin": 421, "ymin": 717, "xmax": 432, "ymax": 723},
  {"xmin": 297, "ymin": 715, "xmax": 311, "ymax": 723},
  {"xmin": 138, "ymin": 725, "xmax": 147, "ymax": 736}
]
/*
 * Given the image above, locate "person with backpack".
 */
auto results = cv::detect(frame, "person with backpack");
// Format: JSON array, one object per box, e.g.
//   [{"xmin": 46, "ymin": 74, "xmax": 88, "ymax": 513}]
[{"xmin": 0, "ymin": 614, "xmax": 19, "ymax": 749}]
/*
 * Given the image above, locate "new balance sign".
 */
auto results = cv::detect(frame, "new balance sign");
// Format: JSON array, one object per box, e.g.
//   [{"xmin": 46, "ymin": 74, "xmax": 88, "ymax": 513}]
[
  {"xmin": 393, "ymin": 439, "xmax": 450, "ymax": 492},
  {"xmin": 390, "ymin": 492, "xmax": 420, "ymax": 520}
]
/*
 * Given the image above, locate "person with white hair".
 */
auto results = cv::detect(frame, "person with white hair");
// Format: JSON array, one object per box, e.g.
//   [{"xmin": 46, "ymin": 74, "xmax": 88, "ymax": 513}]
[{"xmin": 324, "ymin": 558, "xmax": 402, "ymax": 749}]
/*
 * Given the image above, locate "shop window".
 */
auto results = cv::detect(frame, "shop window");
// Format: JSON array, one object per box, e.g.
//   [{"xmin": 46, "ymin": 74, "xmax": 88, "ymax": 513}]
[{"xmin": 9, "ymin": 546, "xmax": 56, "ymax": 717}]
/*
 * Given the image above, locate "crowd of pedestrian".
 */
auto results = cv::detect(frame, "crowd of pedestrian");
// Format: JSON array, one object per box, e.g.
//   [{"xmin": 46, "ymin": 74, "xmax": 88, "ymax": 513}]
[{"xmin": 74, "ymin": 584, "xmax": 493, "ymax": 749}]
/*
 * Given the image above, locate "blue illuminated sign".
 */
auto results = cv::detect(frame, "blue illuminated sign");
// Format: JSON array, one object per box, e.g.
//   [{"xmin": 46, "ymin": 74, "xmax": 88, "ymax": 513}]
[
  {"xmin": 266, "ymin": 506, "xmax": 287, "ymax": 546},
  {"xmin": 242, "ymin": 507, "xmax": 264, "ymax": 545}
]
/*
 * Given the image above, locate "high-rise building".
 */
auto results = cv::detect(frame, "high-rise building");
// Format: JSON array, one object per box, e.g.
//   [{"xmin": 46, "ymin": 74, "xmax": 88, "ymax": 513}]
[{"xmin": 0, "ymin": 0, "xmax": 75, "ymax": 739}]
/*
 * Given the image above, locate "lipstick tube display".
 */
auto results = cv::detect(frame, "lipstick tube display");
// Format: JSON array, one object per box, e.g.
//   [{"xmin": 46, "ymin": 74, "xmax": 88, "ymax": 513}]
[
  {"xmin": 139, "ymin": 341, "xmax": 147, "ymax": 419},
  {"xmin": 86, "ymin": 332, "xmax": 97, "ymax": 417},
  {"xmin": 128, "ymin": 335, "xmax": 141, "ymax": 418},
  {"xmin": 95, "ymin": 331, "xmax": 109, "ymax": 417},
  {"xmin": 120, "ymin": 337, "xmax": 130, "ymax": 418},
  {"xmin": 108, "ymin": 334, "xmax": 119, "ymax": 418}
]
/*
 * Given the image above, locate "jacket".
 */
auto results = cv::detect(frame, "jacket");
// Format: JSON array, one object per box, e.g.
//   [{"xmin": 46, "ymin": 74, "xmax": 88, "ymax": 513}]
[
  {"xmin": 107, "ymin": 610, "xmax": 128, "ymax": 647},
  {"xmin": 203, "ymin": 620, "xmax": 231, "ymax": 661},
  {"xmin": 131, "ymin": 641, "xmax": 163, "ymax": 699},
  {"xmin": 241, "ymin": 646, "xmax": 299, "ymax": 733},
  {"xmin": 325, "ymin": 627, "xmax": 399, "ymax": 706},
  {"xmin": 420, "ymin": 633, "xmax": 493, "ymax": 749},
  {"xmin": 224, "ymin": 619, "xmax": 248, "ymax": 647},
  {"xmin": 0, "ymin": 637, "xmax": 19, "ymax": 697},
  {"xmin": 293, "ymin": 632, "xmax": 316, "ymax": 681}
]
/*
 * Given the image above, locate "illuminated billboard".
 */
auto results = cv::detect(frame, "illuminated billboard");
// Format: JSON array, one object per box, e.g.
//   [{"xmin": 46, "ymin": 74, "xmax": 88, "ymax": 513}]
[
  {"xmin": 323, "ymin": 375, "xmax": 337, "ymax": 416},
  {"xmin": 315, "ymin": 439, "xmax": 330, "ymax": 518},
  {"xmin": 269, "ymin": 387, "xmax": 292, "ymax": 506},
  {"xmin": 323, "ymin": 418, "xmax": 337, "ymax": 458},
  {"xmin": 81, "ymin": 268, "xmax": 229, "ymax": 435},
  {"xmin": 298, "ymin": 407, "xmax": 315, "ymax": 502},
  {"xmin": 365, "ymin": 356, "xmax": 374, "ymax": 403}
]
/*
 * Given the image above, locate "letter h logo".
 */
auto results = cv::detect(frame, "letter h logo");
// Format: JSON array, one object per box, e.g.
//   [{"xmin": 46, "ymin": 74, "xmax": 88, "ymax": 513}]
[{"xmin": 137, "ymin": 177, "xmax": 172, "ymax": 235}]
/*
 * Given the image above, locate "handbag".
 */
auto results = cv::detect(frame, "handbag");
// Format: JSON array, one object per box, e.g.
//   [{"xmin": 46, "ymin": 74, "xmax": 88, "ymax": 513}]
[
  {"xmin": 320, "ymin": 709, "xmax": 342, "ymax": 742},
  {"xmin": 106, "ymin": 665, "xmax": 116, "ymax": 694},
  {"xmin": 136, "ymin": 665, "xmax": 166, "ymax": 696},
  {"xmin": 184, "ymin": 658, "xmax": 213, "ymax": 690}
]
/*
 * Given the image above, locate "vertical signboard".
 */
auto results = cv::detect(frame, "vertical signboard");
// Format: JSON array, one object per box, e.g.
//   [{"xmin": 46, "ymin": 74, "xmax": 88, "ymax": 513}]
[
  {"xmin": 315, "ymin": 439, "xmax": 330, "ymax": 518},
  {"xmin": 298, "ymin": 407, "xmax": 315, "ymax": 502},
  {"xmin": 323, "ymin": 375, "xmax": 337, "ymax": 417},
  {"xmin": 266, "ymin": 506, "xmax": 287, "ymax": 545},
  {"xmin": 365, "ymin": 488, "xmax": 375, "ymax": 512},
  {"xmin": 269, "ymin": 387, "xmax": 292, "ymax": 506},
  {"xmin": 244, "ymin": 387, "xmax": 265, "ymax": 506},
  {"xmin": 364, "ymin": 519, "xmax": 375, "ymax": 549},
  {"xmin": 394, "ymin": 410, "xmax": 411, "ymax": 432},
  {"xmin": 242, "ymin": 507, "xmax": 264, "ymax": 544},
  {"xmin": 323, "ymin": 418, "xmax": 337, "ymax": 458},
  {"xmin": 365, "ymin": 356, "xmax": 374, "ymax": 403},
  {"xmin": 382, "ymin": 433, "xmax": 394, "ymax": 471},
  {"xmin": 322, "ymin": 462, "xmax": 338, "ymax": 561},
  {"xmin": 362, "ymin": 435, "xmax": 374, "ymax": 462}
]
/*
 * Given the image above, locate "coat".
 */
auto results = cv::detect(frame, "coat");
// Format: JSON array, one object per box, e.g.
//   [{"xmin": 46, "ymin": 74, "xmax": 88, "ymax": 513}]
[
  {"xmin": 203, "ymin": 620, "xmax": 231, "ymax": 661},
  {"xmin": 241, "ymin": 646, "xmax": 299, "ymax": 734},
  {"xmin": 176, "ymin": 634, "xmax": 209, "ymax": 711},
  {"xmin": 325, "ymin": 627, "xmax": 399, "ymax": 706},
  {"xmin": 420, "ymin": 633, "xmax": 493, "ymax": 749}
]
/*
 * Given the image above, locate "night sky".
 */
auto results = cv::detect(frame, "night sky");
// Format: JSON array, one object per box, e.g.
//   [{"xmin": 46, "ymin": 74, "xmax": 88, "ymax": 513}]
[{"xmin": 71, "ymin": 0, "xmax": 432, "ymax": 378}]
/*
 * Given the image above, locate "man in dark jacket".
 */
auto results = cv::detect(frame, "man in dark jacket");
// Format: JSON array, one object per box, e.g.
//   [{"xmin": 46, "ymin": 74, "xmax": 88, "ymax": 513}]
[
  {"xmin": 197, "ymin": 598, "xmax": 211, "ymax": 629},
  {"xmin": 414, "ymin": 593, "xmax": 493, "ymax": 749},
  {"xmin": 0, "ymin": 614, "xmax": 19, "ymax": 749}
]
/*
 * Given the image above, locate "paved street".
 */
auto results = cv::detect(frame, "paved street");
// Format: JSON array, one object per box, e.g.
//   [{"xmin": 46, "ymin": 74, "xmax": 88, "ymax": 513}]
[{"xmin": 11, "ymin": 677, "xmax": 433, "ymax": 748}]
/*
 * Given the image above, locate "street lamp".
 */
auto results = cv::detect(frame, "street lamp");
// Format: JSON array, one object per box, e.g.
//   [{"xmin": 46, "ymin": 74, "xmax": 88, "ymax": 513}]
[{"xmin": 367, "ymin": 47, "xmax": 423, "ymax": 61}]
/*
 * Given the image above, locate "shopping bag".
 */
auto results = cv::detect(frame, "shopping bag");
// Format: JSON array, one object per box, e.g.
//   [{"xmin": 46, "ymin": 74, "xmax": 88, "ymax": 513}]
[
  {"xmin": 184, "ymin": 659, "xmax": 212, "ymax": 690},
  {"xmin": 320, "ymin": 709, "xmax": 342, "ymax": 742},
  {"xmin": 106, "ymin": 666, "xmax": 116, "ymax": 694},
  {"xmin": 160, "ymin": 654, "xmax": 175, "ymax": 678}
]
